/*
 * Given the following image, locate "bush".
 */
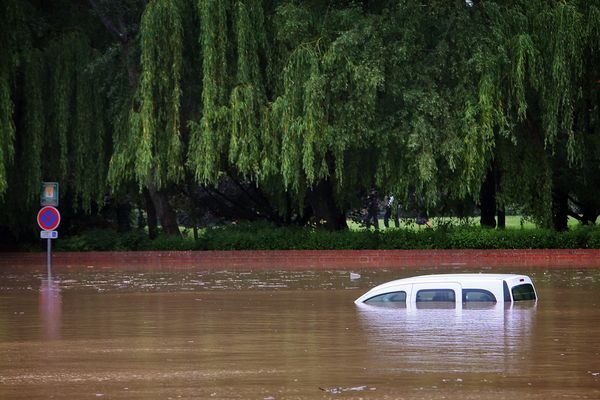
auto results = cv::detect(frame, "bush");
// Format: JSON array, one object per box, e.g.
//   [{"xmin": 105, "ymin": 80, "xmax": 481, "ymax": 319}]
[{"xmin": 55, "ymin": 228, "xmax": 125, "ymax": 251}]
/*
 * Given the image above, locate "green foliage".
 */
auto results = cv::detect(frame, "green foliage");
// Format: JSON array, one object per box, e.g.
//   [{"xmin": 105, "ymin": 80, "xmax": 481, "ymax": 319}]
[
  {"xmin": 535, "ymin": 3, "xmax": 584, "ymax": 159},
  {"xmin": 55, "ymin": 229, "xmax": 130, "ymax": 251},
  {"xmin": 456, "ymin": 0, "xmax": 600, "ymax": 226},
  {"xmin": 55, "ymin": 229, "xmax": 199, "ymax": 251},
  {"xmin": 0, "ymin": 0, "xmax": 22, "ymax": 196},
  {"xmin": 43, "ymin": 34, "xmax": 109, "ymax": 209},
  {"xmin": 508, "ymin": 33, "xmax": 538, "ymax": 121},
  {"xmin": 21, "ymin": 50, "xmax": 45, "ymax": 203},
  {"xmin": 228, "ymin": 0, "xmax": 267, "ymax": 178},
  {"xmin": 188, "ymin": 0, "xmax": 231, "ymax": 184},
  {"xmin": 200, "ymin": 223, "xmax": 600, "ymax": 251},
  {"xmin": 0, "ymin": 69, "xmax": 15, "ymax": 196},
  {"xmin": 109, "ymin": 95, "xmax": 141, "ymax": 187},
  {"xmin": 45, "ymin": 37, "xmax": 74, "ymax": 181},
  {"xmin": 137, "ymin": 0, "xmax": 184, "ymax": 188}
]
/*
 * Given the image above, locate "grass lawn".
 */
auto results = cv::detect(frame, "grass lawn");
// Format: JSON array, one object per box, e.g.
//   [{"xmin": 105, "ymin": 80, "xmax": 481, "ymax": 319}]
[{"xmin": 349, "ymin": 215, "xmax": 579, "ymax": 231}]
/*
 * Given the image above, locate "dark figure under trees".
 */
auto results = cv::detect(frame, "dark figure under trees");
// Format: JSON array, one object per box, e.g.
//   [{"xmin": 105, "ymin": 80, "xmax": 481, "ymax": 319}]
[
  {"xmin": 414, "ymin": 194, "xmax": 432, "ymax": 229},
  {"xmin": 383, "ymin": 195, "xmax": 400, "ymax": 228},
  {"xmin": 365, "ymin": 189, "xmax": 380, "ymax": 230}
]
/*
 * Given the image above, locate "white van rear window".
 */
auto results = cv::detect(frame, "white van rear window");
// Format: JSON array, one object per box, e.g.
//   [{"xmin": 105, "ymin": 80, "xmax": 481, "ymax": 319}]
[{"xmin": 416, "ymin": 289, "xmax": 455, "ymax": 303}]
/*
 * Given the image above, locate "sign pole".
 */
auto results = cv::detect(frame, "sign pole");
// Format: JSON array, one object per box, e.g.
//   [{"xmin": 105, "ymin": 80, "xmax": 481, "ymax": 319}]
[{"xmin": 47, "ymin": 238, "xmax": 52, "ymax": 278}]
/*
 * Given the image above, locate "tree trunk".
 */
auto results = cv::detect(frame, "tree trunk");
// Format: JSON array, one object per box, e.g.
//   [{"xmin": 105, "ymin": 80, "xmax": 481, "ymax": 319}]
[
  {"xmin": 479, "ymin": 165, "xmax": 496, "ymax": 228},
  {"xmin": 550, "ymin": 145, "xmax": 570, "ymax": 231},
  {"xmin": 137, "ymin": 198, "xmax": 146, "ymax": 229},
  {"xmin": 497, "ymin": 205, "xmax": 506, "ymax": 229},
  {"xmin": 89, "ymin": 4, "xmax": 177, "ymax": 238},
  {"xmin": 307, "ymin": 179, "xmax": 347, "ymax": 231},
  {"xmin": 146, "ymin": 181, "xmax": 181, "ymax": 236},
  {"xmin": 552, "ymin": 190, "xmax": 569, "ymax": 232},
  {"xmin": 582, "ymin": 208, "xmax": 598, "ymax": 225},
  {"xmin": 115, "ymin": 202, "xmax": 132, "ymax": 232},
  {"xmin": 143, "ymin": 188, "xmax": 158, "ymax": 239}
]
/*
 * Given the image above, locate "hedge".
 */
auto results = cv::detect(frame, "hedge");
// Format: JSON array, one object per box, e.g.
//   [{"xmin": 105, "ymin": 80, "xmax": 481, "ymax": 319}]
[{"xmin": 50, "ymin": 223, "xmax": 600, "ymax": 252}]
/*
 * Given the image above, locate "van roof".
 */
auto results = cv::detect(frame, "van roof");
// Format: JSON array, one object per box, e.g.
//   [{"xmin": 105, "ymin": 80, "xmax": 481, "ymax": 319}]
[
  {"xmin": 409, "ymin": 273, "xmax": 522, "ymax": 280},
  {"xmin": 379, "ymin": 273, "xmax": 526, "ymax": 286}
]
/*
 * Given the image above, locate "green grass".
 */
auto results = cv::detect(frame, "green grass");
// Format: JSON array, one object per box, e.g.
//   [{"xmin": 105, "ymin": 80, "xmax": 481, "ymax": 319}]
[{"xmin": 349, "ymin": 215, "xmax": 578, "ymax": 231}]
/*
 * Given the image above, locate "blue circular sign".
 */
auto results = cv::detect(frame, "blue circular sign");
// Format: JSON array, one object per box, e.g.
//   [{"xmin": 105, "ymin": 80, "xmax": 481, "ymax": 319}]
[{"xmin": 37, "ymin": 206, "xmax": 61, "ymax": 231}]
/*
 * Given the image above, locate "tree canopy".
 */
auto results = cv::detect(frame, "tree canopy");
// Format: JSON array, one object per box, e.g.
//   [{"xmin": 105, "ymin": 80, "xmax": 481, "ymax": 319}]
[{"xmin": 1, "ymin": 0, "xmax": 599, "ymax": 242}]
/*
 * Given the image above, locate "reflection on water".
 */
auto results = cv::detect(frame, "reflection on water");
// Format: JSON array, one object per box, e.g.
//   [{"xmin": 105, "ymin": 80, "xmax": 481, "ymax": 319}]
[
  {"xmin": 356, "ymin": 302, "xmax": 536, "ymax": 373},
  {"xmin": 0, "ymin": 268, "xmax": 599, "ymax": 399},
  {"xmin": 39, "ymin": 277, "xmax": 61, "ymax": 340}
]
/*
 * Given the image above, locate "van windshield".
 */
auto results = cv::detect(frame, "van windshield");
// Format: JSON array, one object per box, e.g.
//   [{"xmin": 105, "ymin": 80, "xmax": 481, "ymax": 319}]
[{"xmin": 512, "ymin": 284, "xmax": 536, "ymax": 301}]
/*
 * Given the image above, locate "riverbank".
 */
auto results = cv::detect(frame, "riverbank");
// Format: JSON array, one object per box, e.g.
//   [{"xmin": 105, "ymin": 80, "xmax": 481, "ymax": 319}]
[{"xmin": 2, "ymin": 249, "xmax": 600, "ymax": 271}]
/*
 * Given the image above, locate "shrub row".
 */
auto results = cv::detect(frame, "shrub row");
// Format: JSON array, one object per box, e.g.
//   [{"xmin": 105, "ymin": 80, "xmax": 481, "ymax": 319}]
[{"xmin": 52, "ymin": 223, "xmax": 600, "ymax": 252}]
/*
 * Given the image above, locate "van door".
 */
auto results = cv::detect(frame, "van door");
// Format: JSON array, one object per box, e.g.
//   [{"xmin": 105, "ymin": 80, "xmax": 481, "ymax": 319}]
[{"xmin": 410, "ymin": 282, "xmax": 462, "ymax": 310}]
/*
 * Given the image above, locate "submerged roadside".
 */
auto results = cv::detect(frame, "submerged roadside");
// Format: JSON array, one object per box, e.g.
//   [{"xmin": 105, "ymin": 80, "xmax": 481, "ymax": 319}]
[{"xmin": 2, "ymin": 249, "xmax": 600, "ymax": 271}]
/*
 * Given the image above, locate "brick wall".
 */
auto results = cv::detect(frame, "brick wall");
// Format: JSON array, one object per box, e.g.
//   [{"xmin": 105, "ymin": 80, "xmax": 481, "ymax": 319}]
[{"xmin": 1, "ymin": 249, "xmax": 599, "ymax": 271}]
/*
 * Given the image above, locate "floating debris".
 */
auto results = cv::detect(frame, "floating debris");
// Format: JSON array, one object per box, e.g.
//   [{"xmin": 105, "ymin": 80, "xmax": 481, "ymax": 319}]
[
  {"xmin": 319, "ymin": 385, "xmax": 370, "ymax": 394},
  {"xmin": 349, "ymin": 272, "xmax": 361, "ymax": 280}
]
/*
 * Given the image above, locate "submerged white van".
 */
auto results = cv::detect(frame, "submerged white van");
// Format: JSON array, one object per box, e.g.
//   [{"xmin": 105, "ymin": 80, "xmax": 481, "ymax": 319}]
[{"xmin": 355, "ymin": 273, "xmax": 537, "ymax": 307}]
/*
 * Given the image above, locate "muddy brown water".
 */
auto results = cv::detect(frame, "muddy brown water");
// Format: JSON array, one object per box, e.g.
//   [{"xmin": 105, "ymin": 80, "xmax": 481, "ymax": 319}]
[{"xmin": 1, "ymin": 267, "xmax": 600, "ymax": 399}]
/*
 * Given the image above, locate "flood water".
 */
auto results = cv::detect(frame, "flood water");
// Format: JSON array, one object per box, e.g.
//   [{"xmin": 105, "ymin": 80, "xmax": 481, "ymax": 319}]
[{"xmin": 1, "ymin": 267, "xmax": 600, "ymax": 399}]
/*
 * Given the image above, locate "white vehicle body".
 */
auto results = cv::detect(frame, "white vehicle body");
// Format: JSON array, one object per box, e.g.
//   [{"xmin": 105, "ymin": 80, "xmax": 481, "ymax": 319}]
[{"xmin": 355, "ymin": 273, "xmax": 537, "ymax": 308}]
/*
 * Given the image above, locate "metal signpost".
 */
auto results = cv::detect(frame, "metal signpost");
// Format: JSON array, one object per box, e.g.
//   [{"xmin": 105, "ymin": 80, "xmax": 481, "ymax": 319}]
[{"xmin": 38, "ymin": 183, "xmax": 60, "ymax": 276}]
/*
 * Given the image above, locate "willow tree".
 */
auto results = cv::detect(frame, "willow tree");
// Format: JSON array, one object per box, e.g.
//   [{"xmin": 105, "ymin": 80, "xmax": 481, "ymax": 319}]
[
  {"xmin": 468, "ymin": 0, "xmax": 600, "ymax": 230},
  {"xmin": 41, "ymin": 35, "xmax": 108, "ymax": 207},
  {"xmin": 189, "ymin": 0, "xmax": 497, "ymax": 229},
  {"xmin": 258, "ymin": 2, "xmax": 386, "ymax": 229},
  {"xmin": 3, "ymin": 0, "xmax": 600, "ymax": 242},
  {"xmin": 137, "ymin": 0, "xmax": 184, "ymax": 188},
  {"xmin": 535, "ymin": 1, "xmax": 600, "ymax": 229},
  {"xmin": 106, "ymin": 0, "xmax": 191, "ymax": 236},
  {"xmin": 0, "ymin": 0, "xmax": 22, "ymax": 196},
  {"xmin": 20, "ymin": 50, "xmax": 45, "ymax": 206},
  {"xmin": 186, "ymin": 0, "xmax": 286, "ymax": 220},
  {"xmin": 0, "ymin": 1, "xmax": 112, "ymax": 239},
  {"xmin": 355, "ymin": 0, "xmax": 494, "ymax": 220},
  {"xmin": 188, "ymin": 0, "xmax": 233, "ymax": 184}
]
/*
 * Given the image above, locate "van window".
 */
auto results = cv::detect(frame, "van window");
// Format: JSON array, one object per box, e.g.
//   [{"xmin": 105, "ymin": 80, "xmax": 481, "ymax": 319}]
[
  {"xmin": 462, "ymin": 289, "xmax": 496, "ymax": 303},
  {"xmin": 365, "ymin": 291, "xmax": 407, "ymax": 304},
  {"xmin": 512, "ymin": 284, "xmax": 536, "ymax": 301},
  {"xmin": 416, "ymin": 289, "xmax": 455, "ymax": 303}
]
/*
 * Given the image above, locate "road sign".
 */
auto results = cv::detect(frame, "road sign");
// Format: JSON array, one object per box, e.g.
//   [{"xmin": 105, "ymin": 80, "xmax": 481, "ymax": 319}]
[
  {"xmin": 41, "ymin": 182, "xmax": 59, "ymax": 206},
  {"xmin": 37, "ymin": 206, "xmax": 61, "ymax": 231},
  {"xmin": 40, "ymin": 230, "xmax": 58, "ymax": 239}
]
